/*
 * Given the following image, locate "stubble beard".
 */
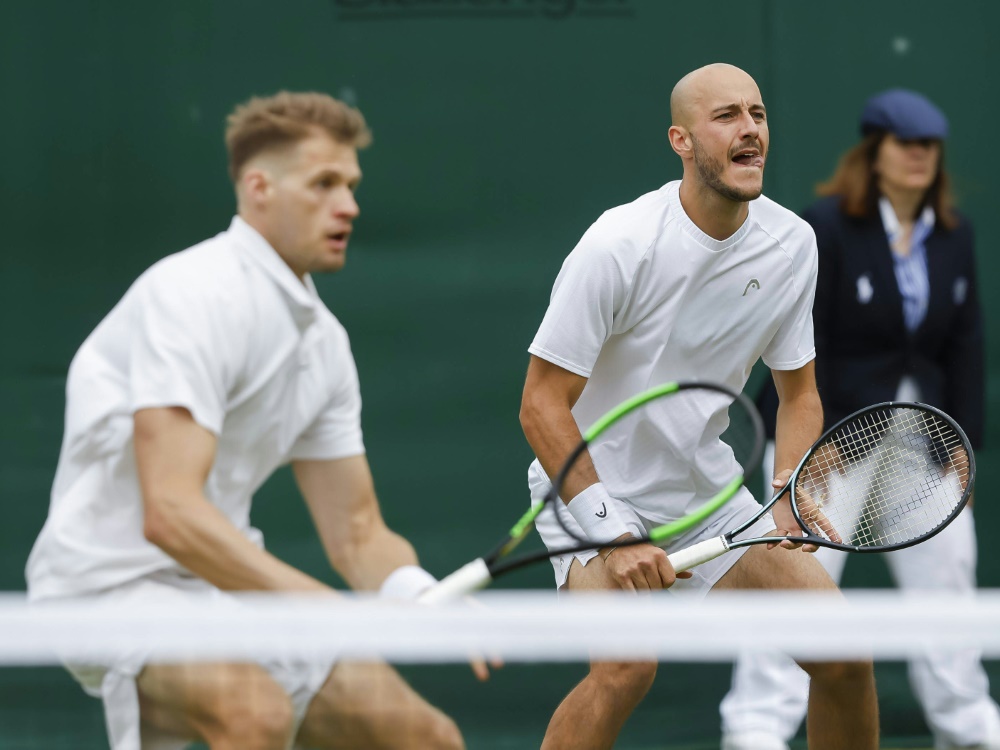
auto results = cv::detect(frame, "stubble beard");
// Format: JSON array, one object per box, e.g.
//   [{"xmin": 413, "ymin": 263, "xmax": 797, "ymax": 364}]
[{"xmin": 691, "ymin": 134, "xmax": 764, "ymax": 203}]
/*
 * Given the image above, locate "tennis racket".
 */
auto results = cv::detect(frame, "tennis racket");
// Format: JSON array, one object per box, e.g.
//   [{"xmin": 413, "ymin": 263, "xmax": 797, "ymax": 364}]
[
  {"xmin": 666, "ymin": 401, "xmax": 975, "ymax": 572},
  {"xmin": 420, "ymin": 380, "xmax": 765, "ymax": 603}
]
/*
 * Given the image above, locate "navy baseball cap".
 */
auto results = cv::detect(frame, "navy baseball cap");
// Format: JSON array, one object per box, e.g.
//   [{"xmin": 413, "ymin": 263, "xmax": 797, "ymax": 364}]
[{"xmin": 860, "ymin": 89, "xmax": 949, "ymax": 140}]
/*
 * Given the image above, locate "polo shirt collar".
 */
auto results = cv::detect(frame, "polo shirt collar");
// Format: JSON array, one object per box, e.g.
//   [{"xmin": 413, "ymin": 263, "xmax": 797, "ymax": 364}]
[{"xmin": 227, "ymin": 216, "xmax": 320, "ymax": 329}]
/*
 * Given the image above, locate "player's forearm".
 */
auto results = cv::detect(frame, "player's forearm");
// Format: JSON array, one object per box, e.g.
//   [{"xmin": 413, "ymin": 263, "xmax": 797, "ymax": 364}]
[
  {"xmin": 332, "ymin": 525, "xmax": 420, "ymax": 592},
  {"xmin": 143, "ymin": 492, "xmax": 329, "ymax": 593},
  {"xmin": 773, "ymin": 388, "xmax": 823, "ymax": 476},
  {"xmin": 520, "ymin": 394, "xmax": 599, "ymax": 502}
]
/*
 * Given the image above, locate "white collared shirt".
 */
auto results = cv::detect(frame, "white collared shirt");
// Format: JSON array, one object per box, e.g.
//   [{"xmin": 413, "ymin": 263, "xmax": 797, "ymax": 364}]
[
  {"xmin": 27, "ymin": 217, "xmax": 365, "ymax": 600},
  {"xmin": 879, "ymin": 196, "xmax": 934, "ymax": 333}
]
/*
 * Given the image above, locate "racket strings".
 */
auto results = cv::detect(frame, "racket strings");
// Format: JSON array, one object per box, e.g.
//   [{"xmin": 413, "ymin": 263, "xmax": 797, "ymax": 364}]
[{"xmin": 794, "ymin": 407, "xmax": 969, "ymax": 549}]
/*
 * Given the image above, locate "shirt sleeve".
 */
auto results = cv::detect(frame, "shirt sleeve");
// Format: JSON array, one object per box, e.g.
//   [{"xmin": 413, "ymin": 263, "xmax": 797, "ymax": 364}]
[
  {"xmin": 286, "ymin": 332, "xmax": 366, "ymax": 461},
  {"xmin": 528, "ymin": 221, "xmax": 632, "ymax": 377},
  {"xmin": 761, "ymin": 228, "xmax": 819, "ymax": 371},
  {"xmin": 128, "ymin": 268, "xmax": 241, "ymax": 435}
]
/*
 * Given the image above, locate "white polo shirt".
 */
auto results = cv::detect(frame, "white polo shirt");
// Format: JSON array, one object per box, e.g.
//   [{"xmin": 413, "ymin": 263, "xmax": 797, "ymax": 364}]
[
  {"xmin": 27, "ymin": 217, "xmax": 365, "ymax": 600},
  {"xmin": 528, "ymin": 180, "xmax": 817, "ymax": 523}
]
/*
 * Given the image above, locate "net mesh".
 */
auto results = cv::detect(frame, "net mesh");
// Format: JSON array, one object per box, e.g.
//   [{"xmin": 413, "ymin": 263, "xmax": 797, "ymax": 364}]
[
  {"xmin": 794, "ymin": 406, "xmax": 970, "ymax": 549},
  {"xmin": 3, "ymin": 591, "xmax": 999, "ymax": 749}
]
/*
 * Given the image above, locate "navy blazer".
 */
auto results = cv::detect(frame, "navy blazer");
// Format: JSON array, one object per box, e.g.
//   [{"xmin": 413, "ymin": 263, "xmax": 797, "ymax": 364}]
[{"xmin": 760, "ymin": 195, "xmax": 984, "ymax": 448}]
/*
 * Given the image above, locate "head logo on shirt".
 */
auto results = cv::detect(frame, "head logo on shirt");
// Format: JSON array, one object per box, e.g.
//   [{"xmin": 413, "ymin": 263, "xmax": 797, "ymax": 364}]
[{"xmin": 742, "ymin": 279, "xmax": 760, "ymax": 296}]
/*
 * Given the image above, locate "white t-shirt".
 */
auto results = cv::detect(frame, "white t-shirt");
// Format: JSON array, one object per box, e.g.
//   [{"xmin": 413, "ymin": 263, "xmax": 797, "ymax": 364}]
[
  {"xmin": 528, "ymin": 180, "xmax": 818, "ymax": 523},
  {"xmin": 27, "ymin": 217, "xmax": 365, "ymax": 600}
]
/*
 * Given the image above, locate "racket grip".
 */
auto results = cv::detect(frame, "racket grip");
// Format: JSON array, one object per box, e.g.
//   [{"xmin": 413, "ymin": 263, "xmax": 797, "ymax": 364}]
[
  {"xmin": 417, "ymin": 558, "xmax": 493, "ymax": 604},
  {"xmin": 667, "ymin": 536, "xmax": 729, "ymax": 573}
]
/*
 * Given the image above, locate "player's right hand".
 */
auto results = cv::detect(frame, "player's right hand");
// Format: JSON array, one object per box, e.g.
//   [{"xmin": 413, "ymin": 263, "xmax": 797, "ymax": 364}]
[{"xmin": 601, "ymin": 539, "xmax": 692, "ymax": 592}]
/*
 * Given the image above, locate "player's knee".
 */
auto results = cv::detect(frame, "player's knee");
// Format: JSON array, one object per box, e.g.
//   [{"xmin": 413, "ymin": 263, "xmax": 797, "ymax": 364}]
[
  {"xmin": 591, "ymin": 660, "xmax": 657, "ymax": 699},
  {"xmin": 799, "ymin": 658, "xmax": 874, "ymax": 688}
]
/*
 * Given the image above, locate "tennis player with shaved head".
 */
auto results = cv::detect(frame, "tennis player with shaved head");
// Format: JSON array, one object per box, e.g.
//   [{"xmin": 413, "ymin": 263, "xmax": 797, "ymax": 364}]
[
  {"xmin": 520, "ymin": 64, "xmax": 879, "ymax": 748},
  {"xmin": 26, "ymin": 92, "xmax": 468, "ymax": 750}
]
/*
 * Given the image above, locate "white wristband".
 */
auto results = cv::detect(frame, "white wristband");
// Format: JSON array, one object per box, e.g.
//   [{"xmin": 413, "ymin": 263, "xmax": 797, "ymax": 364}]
[
  {"xmin": 378, "ymin": 565, "xmax": 438, "ymax": 601},
  {"xmin": 566, "ymin": 484, "xmax": 644, "ymax": 544}
]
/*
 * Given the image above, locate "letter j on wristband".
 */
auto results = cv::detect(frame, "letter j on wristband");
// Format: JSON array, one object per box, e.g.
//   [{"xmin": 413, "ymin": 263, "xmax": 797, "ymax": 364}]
[{"xmin": 566, "ymin": 484, "xmax": 639, "ymax": 543}]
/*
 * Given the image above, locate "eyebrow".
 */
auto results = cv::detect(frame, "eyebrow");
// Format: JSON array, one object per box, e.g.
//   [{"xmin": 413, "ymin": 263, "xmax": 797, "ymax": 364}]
[
  {"xmin": 710, "ymin": 103, "xmax": 767, "ymax": 115},
  {"xmin": 312, "ymin": 166, "xmax": 363, "ymax": 183}
]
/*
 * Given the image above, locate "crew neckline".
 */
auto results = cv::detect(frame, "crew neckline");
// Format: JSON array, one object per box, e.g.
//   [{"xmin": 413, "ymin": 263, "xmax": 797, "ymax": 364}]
[{"xmin": 667, "ymin": 181, "xmax": 755, "ymax": 252}]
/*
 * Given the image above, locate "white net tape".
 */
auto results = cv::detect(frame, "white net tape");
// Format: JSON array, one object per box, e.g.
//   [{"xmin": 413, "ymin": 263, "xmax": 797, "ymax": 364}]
[{"xmin": 4, "ymin": 590, "xmax": 1000, "ymax": 665}]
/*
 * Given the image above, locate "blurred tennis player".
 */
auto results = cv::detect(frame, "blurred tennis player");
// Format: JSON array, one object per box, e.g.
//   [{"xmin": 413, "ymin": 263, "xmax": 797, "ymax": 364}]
[
  {"xmin": 26, "ymin": 92, "xmax": 465, "ymax": 750},
  {"xmin": 520, "ymin": 63, "xmax": 879, "ymax": 749}
]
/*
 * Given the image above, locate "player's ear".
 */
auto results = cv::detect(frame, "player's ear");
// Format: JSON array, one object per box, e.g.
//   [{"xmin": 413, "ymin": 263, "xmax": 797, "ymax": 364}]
[
  {"xmin": 240, "ymin": 167, "xmax": 272, "ymax": 209},
  {"xmin": 668, "ymin": 125, "xmax": 693, "ymax": 159}
]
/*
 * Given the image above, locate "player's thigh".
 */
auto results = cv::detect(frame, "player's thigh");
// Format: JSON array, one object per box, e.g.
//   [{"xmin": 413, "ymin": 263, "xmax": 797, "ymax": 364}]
[
  {"xmin": 711, "ymin": 547, "xmax": 869, "ymax": 684},
  {"xmin": 137, "ymin": 661, "xmax": 294, "ymax": 743},
  {"xmin": 564, "ymin": 556, "xmax": 659, "ymax": 692},
  {"xmin": 565, "ymin": 553, "xmax": 619, "ymax": 592},
  {"xmin": 296, "ymin": 660, "xmax": 461, "ymax": 750},
  {"xmin": 713, "ymin": 543, "xmax": 839, "ymax": 593}
]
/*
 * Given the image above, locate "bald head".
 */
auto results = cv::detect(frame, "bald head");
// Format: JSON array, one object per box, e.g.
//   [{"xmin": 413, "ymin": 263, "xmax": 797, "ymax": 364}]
[
  {"xmin": 670, "ymin": 63, "xmax": 761, "ymax": 129},
  {"xmin": 667, "ymin": 62, "xmax": 769, "ymax": 215}
]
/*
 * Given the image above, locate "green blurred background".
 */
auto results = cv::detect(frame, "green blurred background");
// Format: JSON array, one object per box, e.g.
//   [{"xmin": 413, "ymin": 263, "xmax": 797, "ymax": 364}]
[{"xmin": 1, "ymin": 0, "xmax": 997, "ymax": 747}]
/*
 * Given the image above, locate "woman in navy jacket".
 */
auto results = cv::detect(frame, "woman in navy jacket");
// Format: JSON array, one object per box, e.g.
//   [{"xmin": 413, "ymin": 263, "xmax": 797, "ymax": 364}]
[
  {"xmin": 806, "ymin": 140, "xmax": 982, "ymax": 446},
  {"xmin": 721, "ymin": 90, "xmax": 1000, "ymax": 750}
]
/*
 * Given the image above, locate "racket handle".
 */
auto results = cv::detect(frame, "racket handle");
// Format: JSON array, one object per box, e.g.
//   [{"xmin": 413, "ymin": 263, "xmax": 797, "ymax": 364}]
[
  {"xmin": 667, "ymin": 536, "xmax": 730, "ymax": 572},
  {"xmin": 417, "ymin": 558, "xmax": 493, "ymax": 604}
]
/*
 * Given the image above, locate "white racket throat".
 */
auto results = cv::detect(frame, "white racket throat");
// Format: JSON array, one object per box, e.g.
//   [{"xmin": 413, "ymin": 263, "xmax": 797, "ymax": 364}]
[
  {"xmin": 418, "ymin": 558, "xmax": 492, "ymax": 604},
  {"xmin": 667, "ymin": 536, "xmax": 730, "ymax": 572}
]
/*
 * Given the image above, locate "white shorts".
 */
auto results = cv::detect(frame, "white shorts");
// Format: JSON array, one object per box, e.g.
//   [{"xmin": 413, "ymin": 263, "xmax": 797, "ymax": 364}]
[
  {"xmin": 61, "ymin": 572, "xmax": 335, "ymax": 750},
  {"xmin": 534, "ymin": 487, "xmax": 775, "ymax": 593}
]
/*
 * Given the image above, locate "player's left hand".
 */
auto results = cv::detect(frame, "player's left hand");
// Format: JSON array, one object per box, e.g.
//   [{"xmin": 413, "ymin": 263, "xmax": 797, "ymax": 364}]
[{"xmin": 768, "ymin": 469, "xmax": 819, "ymax": 552}]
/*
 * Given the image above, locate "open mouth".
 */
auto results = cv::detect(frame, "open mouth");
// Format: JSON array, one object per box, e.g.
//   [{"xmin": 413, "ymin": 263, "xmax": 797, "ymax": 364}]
[
  {"xmin": 326, "ymin": 231, "xmax": 350, "ymax": 246},
  {"xmin": 732, "ymin": 150, "xmax": 764, "ymax": 168}
]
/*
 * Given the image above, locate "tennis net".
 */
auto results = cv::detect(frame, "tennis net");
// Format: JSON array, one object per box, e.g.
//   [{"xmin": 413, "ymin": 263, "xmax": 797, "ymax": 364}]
[{"xmin": 2, "ymin": 590, "xmax": 999, "ymax": 749}]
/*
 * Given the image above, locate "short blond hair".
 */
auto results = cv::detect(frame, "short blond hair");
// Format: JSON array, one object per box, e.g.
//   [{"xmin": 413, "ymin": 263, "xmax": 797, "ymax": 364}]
[{"xmin": 224, "ymin": 91, "xmax": 372, "ymax": 182}]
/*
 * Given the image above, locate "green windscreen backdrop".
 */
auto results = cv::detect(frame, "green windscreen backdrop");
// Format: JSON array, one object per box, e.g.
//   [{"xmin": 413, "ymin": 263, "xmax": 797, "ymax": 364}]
[{"xmin": 2, "ymin": 1, "xmax": 997, "ymax": 747}]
